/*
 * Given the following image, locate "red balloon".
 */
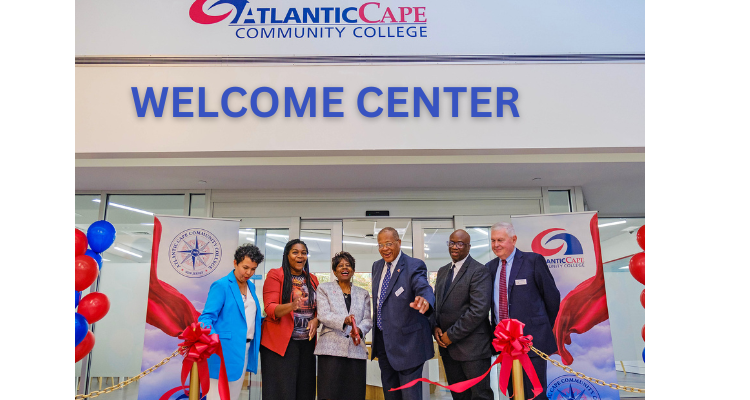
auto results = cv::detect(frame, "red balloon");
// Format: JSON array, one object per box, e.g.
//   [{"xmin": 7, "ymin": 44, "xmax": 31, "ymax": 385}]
[
  {"xmin": 641, "ymin": 325, "xmax": 645, "ymax": 341},
  {"xmin": 75, "ymin": 229, "xmax": 88, "ymax": 257},
  {"xmin": 75, "ymin": 255, "xmax": 99, "ymax": 291},
  {"xmin": 629, "ymin": 252, "xmax": 645, "ymax": 285},
  {"xmin": 640, "ymin": 289, "xmax": 645, "ymax": 308},
  {"xmin": 636, "ymin": 225, "xmax": 645, "ymax": 250},
  {"xmin": 75, "ymin": 331, "xmax": 96, "ymax": 362},
  {"xmin": 78, "ymin": 292, "xmax": 110, "ymax": 324}
]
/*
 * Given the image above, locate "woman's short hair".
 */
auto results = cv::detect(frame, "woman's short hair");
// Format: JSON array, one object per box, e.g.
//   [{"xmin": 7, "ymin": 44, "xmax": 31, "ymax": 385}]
[
  {"xmin": 331, "ymin": 251, "xmax": 356, "ymax": 272},
  {"xmin": 234, "ymin": 244, "xmax": 265, "ymax": 265}
]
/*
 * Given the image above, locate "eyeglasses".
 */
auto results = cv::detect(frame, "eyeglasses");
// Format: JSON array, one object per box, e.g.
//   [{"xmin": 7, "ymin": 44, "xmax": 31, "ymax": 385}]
[
  {"xmin": 446, "ymin": 241, "xmax": 469, "ymax": 249},
  {"xmin": 377, "ymin": 242, "xmax": 398, "ymax": 249}
]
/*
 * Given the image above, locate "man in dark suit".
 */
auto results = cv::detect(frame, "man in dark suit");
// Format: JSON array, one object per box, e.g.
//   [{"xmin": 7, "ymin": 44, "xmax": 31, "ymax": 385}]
[
  {"xmin": 371, "ymin": 227, "xmax": 435, "ymax": 400},
  {"xmin": 432, "ymin": 229, "xmax": 493, "ymax": 400},
  {"xmin": 486, "ymin": 222, "xmax": 560, "ymax": 400}
]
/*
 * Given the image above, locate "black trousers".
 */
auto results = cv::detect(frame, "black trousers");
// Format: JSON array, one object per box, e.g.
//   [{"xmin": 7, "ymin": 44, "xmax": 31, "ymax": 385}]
[
  {"xmin": 506, "ymin": 355, "xmax": 548, "ymax": 400},
  {"xmin": 374, "ymin": 328, "xmax": 425, "ymax": 400},
  {"xmin": 260, "ymin": 339, "xmax": 316, "ymax": 400},
  {"xmin": 439, "ymin": 349, "xmax": 493, "ymax": 400}
]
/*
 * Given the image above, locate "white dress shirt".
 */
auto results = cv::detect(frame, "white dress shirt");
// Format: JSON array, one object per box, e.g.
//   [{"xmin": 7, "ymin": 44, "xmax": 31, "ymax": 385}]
[
  {"xmin": 448, "ymin": 254, "xmax": 469, "ymax": 283},
  {"xmin": 492, "ymin": 247, "xmax": 516, "ymax": 325},
  {"xmin": 378, "ymin": 251, "xmax": 402, "ymax": 294}
]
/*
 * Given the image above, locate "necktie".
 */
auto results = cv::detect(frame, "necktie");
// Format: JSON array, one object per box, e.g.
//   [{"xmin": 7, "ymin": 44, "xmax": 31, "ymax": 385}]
[
  {"xmin": 442, "ymin": 263, "xmax": 455, "ymax": 300},
  {"xmin": 377, "ymin": 262, "xmax": 392, "ymax": 330},
  {"xmin": 498, "ymin": 259, "xmax": 509, "ymax": 322}
]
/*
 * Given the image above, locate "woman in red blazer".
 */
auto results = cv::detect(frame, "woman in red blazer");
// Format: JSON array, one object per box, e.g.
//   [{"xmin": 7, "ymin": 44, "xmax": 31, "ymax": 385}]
[{"xmin": 261, "ymin": 238, "xmax": 319, "ymax": 400}]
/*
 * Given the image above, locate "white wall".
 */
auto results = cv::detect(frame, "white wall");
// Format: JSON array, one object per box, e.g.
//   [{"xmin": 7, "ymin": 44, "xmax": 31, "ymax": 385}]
[{"xmin": 76, "ymin": 63, "xmax": 644, "ymax": 155}]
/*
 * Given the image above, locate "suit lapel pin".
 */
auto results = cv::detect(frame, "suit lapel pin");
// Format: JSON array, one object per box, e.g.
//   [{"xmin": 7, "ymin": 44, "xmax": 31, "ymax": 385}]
[{"xmin": 397, "ymin": 269, "xmax": 401, "ymax": 272}]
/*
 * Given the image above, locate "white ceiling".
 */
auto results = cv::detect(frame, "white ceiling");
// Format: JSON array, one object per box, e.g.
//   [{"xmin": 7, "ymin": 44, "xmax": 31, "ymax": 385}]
[{"xmin": 76, "ymin": 161, "xmax": 644, "ymax": 216}]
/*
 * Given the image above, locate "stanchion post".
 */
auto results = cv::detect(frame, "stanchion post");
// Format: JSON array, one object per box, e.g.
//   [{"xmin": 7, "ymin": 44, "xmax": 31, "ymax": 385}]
[
  {"xmin": 189, "ymin": 362, "xmax": 200, "ymax": 400},
  {"xmin": 512, "ymin": 359, "xmax": 525, "ymax": 400}
]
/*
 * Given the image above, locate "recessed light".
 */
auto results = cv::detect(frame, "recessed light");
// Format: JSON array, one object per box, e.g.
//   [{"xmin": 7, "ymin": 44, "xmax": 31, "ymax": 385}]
[{"xmin": 198, "ymin": 180, "xmax": 207, "ymax": 184}]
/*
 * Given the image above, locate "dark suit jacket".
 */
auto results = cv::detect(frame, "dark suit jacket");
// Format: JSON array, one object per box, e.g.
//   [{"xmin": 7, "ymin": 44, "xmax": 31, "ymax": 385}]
[
  {"xmin": 486, "ymin": 249, "xmax": 560, "ymax": 356},
  {"xmin": 432, "ymin": 255, "xmax": 493, "ymax": 362},
  {"xmin": 371, "ymin": 252, "xmax": 436, "ymax": 371}
]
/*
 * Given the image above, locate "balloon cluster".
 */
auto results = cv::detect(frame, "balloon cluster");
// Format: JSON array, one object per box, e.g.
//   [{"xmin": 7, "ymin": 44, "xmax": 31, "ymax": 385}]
[
  {"xmin": 629, "ymin": 225, "xmax": 645, "ymax": 362},
  {"xmin": 75, "ymin": 221, "xmax": 116, "ymax": 362}
]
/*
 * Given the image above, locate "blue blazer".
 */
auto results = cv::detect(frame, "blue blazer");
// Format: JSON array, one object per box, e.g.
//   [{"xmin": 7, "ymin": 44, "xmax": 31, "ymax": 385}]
[
  {"xmin": 198, "ymin": 270, "xmax": 262, "ymax": 381},
  {"xmin": 486, "ymin": 249, "xmax": 560, "ymax": 356},
  {"xmin": 371, "ymin": 252, "xmax": 435, "ymax": 371}
]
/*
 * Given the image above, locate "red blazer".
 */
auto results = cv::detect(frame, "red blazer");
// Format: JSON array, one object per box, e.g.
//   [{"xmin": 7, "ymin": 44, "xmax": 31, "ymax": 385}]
[{"xmin": 261, "ymin": 267, "xmax": 319, "ymax": 356}]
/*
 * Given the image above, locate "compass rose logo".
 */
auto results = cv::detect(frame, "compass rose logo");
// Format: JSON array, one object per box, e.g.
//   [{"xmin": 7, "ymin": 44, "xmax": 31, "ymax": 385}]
[
  {"xmin": 168, "ymin": 228, "xmax": 223, "ymax": 278},
  {"xmin": 546, "ymin": 375, "xmax": 600, "ymax": 400}
]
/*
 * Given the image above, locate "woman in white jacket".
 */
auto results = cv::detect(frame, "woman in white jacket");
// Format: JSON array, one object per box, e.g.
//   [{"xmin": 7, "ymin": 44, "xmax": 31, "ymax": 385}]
[{"xmin": 315, "ymin": 251, "xmax": 373, "ymax": 400}]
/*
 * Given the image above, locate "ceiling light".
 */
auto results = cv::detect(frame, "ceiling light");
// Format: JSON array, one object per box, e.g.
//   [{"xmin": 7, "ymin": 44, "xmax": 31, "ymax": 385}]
[
  {"xmin": 402, "ymin": 245, "xmax": 413, "ymax": 249},
  {"xmin": 266, "ymin": 243, "xmax": 284, "ymax": 250},
  {"xmin": 472, "ymin": 244, "xmax": 489, "ymax": 248},
  {"xmin": 267, "ymin": 234, "xmax": 289, "ymax": 239},
  {"xmin": 91, "ymin": 198, "xmax": 153, "ymax": 216},
  {"xmin": 114, "ymin": 247, "xmax": 143, "ymax": 258},
  {"xmin": 619, "ymin": 266, "xmax": 629, "ymax": 270},
  {"xmin": 102, "ymin": 259, "xmax": 110, "ymax": 262},
  {"xmin": 473, "ymin": 228, "xmax": 488, "ymax": 236},
  {"xmin": 598, "ymin": 220, "xmax": 626, "ymax": 228},
  {"xmin": 425, "ymin": 254, "xmax": 429, "ymax": 258},
  {"xmin": 240, "ymin": 231, "xmax": 255, "ymax": 235},
  {"xmin": 246, "ymin": 238, "xmax": 255, "ymax": 242},
  {"xmin": 301, "ymin": 237, "xmax": 331, "ymax": 242},
  {"xmin": 198, "ymin": 180, "xmax": 207, "ymax": 184},
  {"xmin": 343, "ymin": 240, "xmax": 378, "ymax": 246},
  {"xmin": 141, "ymin": 223, "xmax": 154, "ymax": 226}
]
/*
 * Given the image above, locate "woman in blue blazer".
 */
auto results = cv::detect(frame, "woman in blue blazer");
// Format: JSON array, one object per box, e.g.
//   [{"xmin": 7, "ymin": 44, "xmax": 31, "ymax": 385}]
[{"xmin": 198, "ymin": 244, "xmax": 265, "ymax": 400}]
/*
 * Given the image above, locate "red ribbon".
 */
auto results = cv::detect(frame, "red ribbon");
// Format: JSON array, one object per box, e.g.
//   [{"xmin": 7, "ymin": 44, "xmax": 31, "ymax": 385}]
[
  {"xmin": 351, "ymin": 318, "xmax": 361, "ymax": 346},
  {"xmin": 177, "ymin": 323, "xmax": 230, "ymax": 400},
  {"xmin": 389, "ymin": 319, "xmax": 542, "ymax": 399}
]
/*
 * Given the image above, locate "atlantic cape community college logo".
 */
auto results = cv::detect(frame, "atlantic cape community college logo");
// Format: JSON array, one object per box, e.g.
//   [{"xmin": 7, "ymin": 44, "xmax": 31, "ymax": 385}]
[
  {"xmin": 189, "ymin": 0, "xmax": 428, "ymax": 40},
  {"xmin": 169, "ymin": 228, "xmax": 222, "ymax": 278},
  {"xmin": 546, "ymin": 375, "xmax": 601, "ymax": 400},
  {"xmin": 531, "ymin": 228, "xmax": 585, "ymax": 268}
]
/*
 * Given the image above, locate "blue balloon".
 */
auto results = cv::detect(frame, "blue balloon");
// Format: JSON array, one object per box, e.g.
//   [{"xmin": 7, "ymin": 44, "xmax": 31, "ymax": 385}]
[
  {"xmin": 75, "ymin": 313, "xmax": 89, "ymax": 346},
  {"xmin": 642, "ymin": 348, "xmax": 645, "ymax": 362},
  {"xmin": 87, "ymin": 220, "xmax": 117, "ymax": 253},
  {"xmin": 85, "ymin": 249, "xmax": 103, "ymax": 270},
  {"xmin": 75, "ymin": 291, "xmax": 81, "ymax": 308}
]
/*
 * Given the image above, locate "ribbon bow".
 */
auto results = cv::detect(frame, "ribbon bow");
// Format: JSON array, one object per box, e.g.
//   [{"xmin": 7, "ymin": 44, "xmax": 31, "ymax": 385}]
[
  {"xmin": 388, "ymin": 319, "xmax": 542, "ymax": 398},
  {"xmin": 493, "ymin": 318, "xmax": 543, "ymax": 399},
  {"xmin": 178, "ymin": 323, "xmax": 230, "ymax": 400}
]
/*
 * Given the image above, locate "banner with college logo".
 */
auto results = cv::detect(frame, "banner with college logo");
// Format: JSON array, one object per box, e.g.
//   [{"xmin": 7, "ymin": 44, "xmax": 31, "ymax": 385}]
[
  {"xmin": 511, "ymin": 212, "xmax": 619, "ymax": 400},
  {"xmin": 137, "ymin": 215, "xmax": 240, "ymax": 400}
]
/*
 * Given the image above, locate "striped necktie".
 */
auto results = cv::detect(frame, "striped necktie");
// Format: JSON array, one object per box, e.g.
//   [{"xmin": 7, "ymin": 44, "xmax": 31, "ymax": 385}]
[
  {"xmin": 498, "ymin": 259, "xmax": 509, "ymax": 321},
  {"xmin": 377, "ymin": 262, "xmax": 392, "ymax": 330}
]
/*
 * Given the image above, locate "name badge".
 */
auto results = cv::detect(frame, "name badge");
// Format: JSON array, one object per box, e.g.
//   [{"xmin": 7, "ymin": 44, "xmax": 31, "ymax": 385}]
[
  {"xmin": 515, "ymin": 279, "xmax": 527, "ymax": 285},
  {"xmin": 395, "ymin": 287, "xmax": 404, "ymax": 297}
]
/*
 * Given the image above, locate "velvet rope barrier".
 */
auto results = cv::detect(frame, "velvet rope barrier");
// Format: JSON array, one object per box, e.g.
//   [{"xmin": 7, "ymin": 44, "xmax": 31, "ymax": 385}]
[
  {"xmin": 178, "ymin": 323, "xmax": 231, "ymax": 400},
  {"xmin": 389, "ymin": 319, "xmax": 542, "ymax": 399}
]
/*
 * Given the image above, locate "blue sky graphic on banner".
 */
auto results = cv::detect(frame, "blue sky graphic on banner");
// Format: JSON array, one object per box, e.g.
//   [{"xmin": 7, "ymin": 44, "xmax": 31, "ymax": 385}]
[{"xmin": 512, "ymin": 212, "xmax": 619, "ymax": 400}]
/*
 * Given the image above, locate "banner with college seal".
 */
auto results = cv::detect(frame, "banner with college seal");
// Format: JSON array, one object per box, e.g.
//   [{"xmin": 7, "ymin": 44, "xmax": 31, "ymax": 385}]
[
  {"xmin": 137, "ymin": 215, "xmax": 239, "ymax": 400},
  {"xmin": 511, "ymin": 212, "xmax": 619, "ymax": 400}
]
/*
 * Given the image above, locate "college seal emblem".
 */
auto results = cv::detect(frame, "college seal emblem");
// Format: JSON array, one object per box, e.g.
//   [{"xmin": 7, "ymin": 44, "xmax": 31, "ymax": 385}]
[
  {"xmin": 546, "ymin": 374, "xmax": 601, "ymax": 400},
  {"xmin": 168, "ymin": 228, "xmax": 222, "ymax": 278}
]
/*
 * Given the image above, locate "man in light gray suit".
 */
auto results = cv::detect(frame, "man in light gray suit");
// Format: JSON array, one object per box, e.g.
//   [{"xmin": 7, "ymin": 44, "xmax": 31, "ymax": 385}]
[{"xmin": 432, "ymin": 229, "xmax": 494, "ymax": 400}]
